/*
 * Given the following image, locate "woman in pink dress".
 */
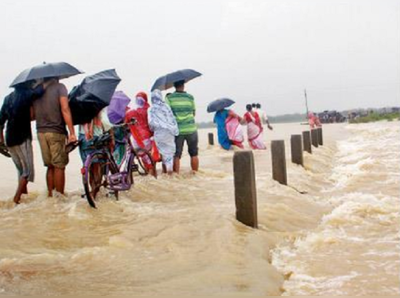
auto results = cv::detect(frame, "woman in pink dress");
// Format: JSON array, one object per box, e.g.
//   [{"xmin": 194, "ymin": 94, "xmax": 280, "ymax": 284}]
[
  {"xmin": 308, "ymin": 112, "xmax": 322, "ymax": 129},
  {"xmin": 244, "ymin": 104, "xmax": 266, "ymax": 150}
]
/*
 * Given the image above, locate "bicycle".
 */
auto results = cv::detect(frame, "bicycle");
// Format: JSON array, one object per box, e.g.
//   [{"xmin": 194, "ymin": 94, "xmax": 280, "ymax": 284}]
[{"xmin": 81, "ymin": 120, "xmax": 156, "ymax": 208}]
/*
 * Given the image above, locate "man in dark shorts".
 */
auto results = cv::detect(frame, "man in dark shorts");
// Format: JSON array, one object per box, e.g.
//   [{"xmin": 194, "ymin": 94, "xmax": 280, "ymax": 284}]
[
  {"xmin": 32, "ymin": 78, "xmax": 77, "ymax": 197},
  {"xmin": 0, "ymin": 81, "xmax": 45, "ymax": 204},
  {"xmin": 166, "ymin": 80, "xmax": 199, "ymax": 174}
]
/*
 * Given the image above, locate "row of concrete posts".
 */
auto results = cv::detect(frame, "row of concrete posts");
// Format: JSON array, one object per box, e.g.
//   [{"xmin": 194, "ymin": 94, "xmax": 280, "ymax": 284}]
[{"xmin": 208, "ymin": 127, "xmax": 323, "ymax": 229}]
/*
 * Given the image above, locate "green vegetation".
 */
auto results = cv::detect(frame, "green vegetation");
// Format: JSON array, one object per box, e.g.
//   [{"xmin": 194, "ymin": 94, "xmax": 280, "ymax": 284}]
[{"xmin": 349, "ymin": 112, "xmax": 400, "ymax": 124}]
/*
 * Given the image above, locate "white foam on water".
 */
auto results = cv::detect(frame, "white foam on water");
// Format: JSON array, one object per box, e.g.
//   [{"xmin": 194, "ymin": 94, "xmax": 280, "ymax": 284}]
[
  {"xmin": 0, "ymin": 122, "xmax": 398, "ymax": 295},
  {"xmin": 272, "ymin": 121, "xmax": 400, "ymax": 296}
]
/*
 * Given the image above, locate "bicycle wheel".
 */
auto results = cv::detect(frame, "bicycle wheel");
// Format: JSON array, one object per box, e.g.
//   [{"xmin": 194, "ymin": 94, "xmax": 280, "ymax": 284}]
[
  {"xmin": 135, "ymin": 148, "xmax": 157, "ymax": 177},
  {"xmin": 82, "ymin": 153, "xmax": 117, "ymax": 208}
]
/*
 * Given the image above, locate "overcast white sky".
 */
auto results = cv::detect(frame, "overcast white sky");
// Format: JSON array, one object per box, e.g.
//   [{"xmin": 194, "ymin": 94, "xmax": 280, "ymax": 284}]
[{"xmin": 0, "ymin": 0, "xmax": 399, "ymax": 121}]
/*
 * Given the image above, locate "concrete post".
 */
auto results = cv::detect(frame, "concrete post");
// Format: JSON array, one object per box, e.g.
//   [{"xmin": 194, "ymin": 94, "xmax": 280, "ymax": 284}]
[
  {"xmin": 302, "ymin": 131, "xmax": 312, "ymax": 154},
  {"xmin": 208, "ymin": 133, "xmax": 214, "ymax": 146},
  {"xmin": 233, "ymin": 151, "xmax": 258, "ymax": 228},
  {"xmin": 291, "ymin": 135, "xmax": 304, "ymax": 166},
  {"xmin": 317, "ymin": 127, "xmax": 323, "ymax": 146},
  {"xmin": 271, "ymin": 140, "xmax": 287, "ymax": 185},
  {"xmin": 311, "ymin": 129, "xmax": 319, "ymax": 148}
]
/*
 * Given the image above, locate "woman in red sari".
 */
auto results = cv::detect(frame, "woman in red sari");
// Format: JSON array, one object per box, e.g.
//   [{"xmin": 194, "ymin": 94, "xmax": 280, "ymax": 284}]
[
  {"xmin": 244, "ymin": 104, "xmax": 266, "ymax": 150},
  {"xmin": 125, "ymin": 92, "xmax": 159, "ymax": 176}
]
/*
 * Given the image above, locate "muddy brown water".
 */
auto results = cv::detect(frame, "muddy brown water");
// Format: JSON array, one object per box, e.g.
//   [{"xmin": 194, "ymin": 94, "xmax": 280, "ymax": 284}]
[{"xmin": 0, "ymin": 122, "xmax": 398, "ymax": 296}]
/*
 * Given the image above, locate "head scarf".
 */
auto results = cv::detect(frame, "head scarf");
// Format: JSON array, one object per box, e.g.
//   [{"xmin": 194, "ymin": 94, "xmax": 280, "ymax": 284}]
[
  {"xmin": 148, "ymin": 90, "xmax": 179, "ymax": 136},
  {"xmin": 136, "ymin": 92, "xmax": 150, "ymax": 109}
]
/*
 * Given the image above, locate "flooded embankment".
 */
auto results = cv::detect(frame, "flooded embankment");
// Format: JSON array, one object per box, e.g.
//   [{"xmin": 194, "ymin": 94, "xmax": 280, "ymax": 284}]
[{"xmin": 0, "ymin": 122, "xmax": 398, "ymax": 296}]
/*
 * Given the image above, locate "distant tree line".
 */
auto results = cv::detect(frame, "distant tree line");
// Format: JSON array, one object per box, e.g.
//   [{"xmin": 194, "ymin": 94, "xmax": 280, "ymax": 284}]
[
  {"xmin": 198, "ymin": 107, "xmax": 399, "ymax": 128},
  {"xmin": 197, "ymin": 113, "xmax": 307, "ymax": 128}
]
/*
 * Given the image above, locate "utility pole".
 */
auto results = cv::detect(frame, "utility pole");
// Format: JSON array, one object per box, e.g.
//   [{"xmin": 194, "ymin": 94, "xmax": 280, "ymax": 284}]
[{"xmin": 304, "ymin": 89, "xmax": 309, "ymax": 120}]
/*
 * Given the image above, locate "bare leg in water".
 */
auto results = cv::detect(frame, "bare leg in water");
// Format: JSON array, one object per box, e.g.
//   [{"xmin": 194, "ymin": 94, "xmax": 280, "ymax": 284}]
[
  {"xmin": 54, "ymin": 167, "xmax": 65, "ymax": 195},
  {"xmin": 173, "ymin": 157, "xmax": 180, "ymax": 174},
  {"xmin": 22, "ymin": 184, "xmax": 28, "ymax": 194},
  {"xmin": 47, "ymin": 166, "xmax": 55, "ymax": 197},
  {"xmin": 46, "ymin": 166, "xmax": 66, "ymax": 196},
  {"xmin": 149, "ymin": 168, "xmax": 156, "ymax": 178},
  {"xmin": 89, "ymin": 163, "xmax": 102, "ymax": 198},
  {"xmin": 191, "ymin": 156, "xmax": 199, "ymax": 172},
  {"xmin": 173, "ymin": 157, "xmax": 198, "ymax": 174},
  {"xmin": 14, "ymin": 177, "xmax": 28, "ymax": 204}
]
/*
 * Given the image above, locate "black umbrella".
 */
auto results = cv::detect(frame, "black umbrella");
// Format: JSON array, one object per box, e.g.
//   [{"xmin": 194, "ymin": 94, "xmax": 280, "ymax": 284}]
[
  {"xmin": 10, "ymin": 62, "xmax": 82, "ymax": 87},
  {"xmin": 78, "ymin": 69, "xmax": 121, "ymax": 103},
  {"xmin": 207, "ymin": 98, "xmax": 235, "ymax": 113},
  {"xmin": 151, "ymin": 69, "xmax": 202, "ymax": 91},
  {"xmin": 69, "ymin": 69, "xmax": 121, "ymax": 125}
]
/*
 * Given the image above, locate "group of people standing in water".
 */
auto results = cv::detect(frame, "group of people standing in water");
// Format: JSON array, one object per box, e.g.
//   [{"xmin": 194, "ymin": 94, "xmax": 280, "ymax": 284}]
[
  {"xmin": 213, "ymin": 103, "xmax": 274, "ymax": 151},
  {"xmin": 0, "ymin": 77, "xmax": 199, "ymax": 204},
  {"xmin": 0, "ymin": 71, "xmax": 277, "ymax": 205},
  {"xmin": 79, "ymin": 80, "xmax": 199, "ymax": 180}
]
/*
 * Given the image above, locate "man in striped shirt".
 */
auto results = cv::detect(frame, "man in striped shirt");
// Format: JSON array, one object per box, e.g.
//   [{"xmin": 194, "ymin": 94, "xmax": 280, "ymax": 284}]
[{"xmin": 166, "ymin": 80, "xmax": 199, "ymax": 173}]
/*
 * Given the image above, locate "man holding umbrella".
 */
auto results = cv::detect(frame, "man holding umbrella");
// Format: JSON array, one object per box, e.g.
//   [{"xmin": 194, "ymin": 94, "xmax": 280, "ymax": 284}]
[
  {"xmin": 32, "ymin": 77, "xmax": 77, "ymax": 197},
  {"xmin": 9, "ymin": 61, "xmax": 82, "ymax": 198},
  {"xmin": 152, "ymin": 69, "xmax": 202, "ymax": 174},
  {"xmin": 166, "ymin": 80, "xmax": 199, "ymax": 174}
]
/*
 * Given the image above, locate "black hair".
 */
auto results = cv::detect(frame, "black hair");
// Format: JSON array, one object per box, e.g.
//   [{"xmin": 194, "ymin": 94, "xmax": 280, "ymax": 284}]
[
  {"xmin": 14, "ymin": 80, "xmax": 33, "ymax": 90},
  {"xmin": 246, "ymin": 104, "xmax": 252, "ymax": 112},
  {"xmin": 256, "ymin": 103, "xmax": 261, "ymax": 109},
  {"xmin": 173, "ymin": 80, "xmax": 185, "ymax": 89},
  {"xmin": 251, "ymin": 103, "xmax": 256, "ymax": 108},
  {"xmin": 44, "ymin": 77, "xmax": 58, "ymax": 83}
]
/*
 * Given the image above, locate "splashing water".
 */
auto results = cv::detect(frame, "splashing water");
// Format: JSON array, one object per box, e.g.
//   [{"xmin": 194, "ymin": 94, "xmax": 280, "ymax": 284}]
[{"xmin": 0, "ymin": 122, "xmax": 398, "ymax": 295}]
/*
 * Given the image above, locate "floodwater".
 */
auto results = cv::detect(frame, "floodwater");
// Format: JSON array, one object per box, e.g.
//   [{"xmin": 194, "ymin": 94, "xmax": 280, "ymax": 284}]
[{"xmin": 0, "ymin": 121, "xmax": 398, "ymax": 296}]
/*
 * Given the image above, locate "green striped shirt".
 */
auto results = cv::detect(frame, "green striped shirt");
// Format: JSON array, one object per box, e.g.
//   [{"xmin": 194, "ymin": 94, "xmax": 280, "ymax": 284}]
[{"xmin": 166, "ymin": 92, "xmax": 197, "ymax": 135}]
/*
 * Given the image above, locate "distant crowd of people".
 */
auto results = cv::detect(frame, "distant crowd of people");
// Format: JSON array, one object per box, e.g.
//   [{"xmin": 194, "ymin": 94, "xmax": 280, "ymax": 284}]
[{"xmin": 318, "ymin": 110, "xmax": 346, "ymax": 124}]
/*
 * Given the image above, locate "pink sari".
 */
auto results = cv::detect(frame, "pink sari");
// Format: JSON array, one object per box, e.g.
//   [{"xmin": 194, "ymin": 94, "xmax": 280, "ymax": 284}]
[
  {"xmin": 245, "ymin": 112, "xmax": 266, "ymax": 150},
  {"xmin": 308, "ymin": 112, "xmax": 322, "ymax": 128},
  {"xmin": 225, "ymin": 116, "xmax": 244, "ymax": 148}
]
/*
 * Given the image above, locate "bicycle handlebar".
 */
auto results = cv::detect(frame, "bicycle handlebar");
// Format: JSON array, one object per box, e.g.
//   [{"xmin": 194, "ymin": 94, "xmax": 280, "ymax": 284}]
[{"xmin": 109, "ymin": 118, "xmax": 137, "ymax": 129}]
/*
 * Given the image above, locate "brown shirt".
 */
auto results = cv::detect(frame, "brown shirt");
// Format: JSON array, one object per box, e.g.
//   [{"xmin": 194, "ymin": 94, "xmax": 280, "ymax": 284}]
[{"xmin": 33, "ymin": 81, "xmax": 68, "ymax": 135}]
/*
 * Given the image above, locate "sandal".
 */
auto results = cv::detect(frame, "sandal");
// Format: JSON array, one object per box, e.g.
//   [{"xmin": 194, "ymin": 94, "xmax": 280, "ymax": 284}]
[{"xmin": 66, "ymin": 141, "xmax": 81, "ymax": 154}]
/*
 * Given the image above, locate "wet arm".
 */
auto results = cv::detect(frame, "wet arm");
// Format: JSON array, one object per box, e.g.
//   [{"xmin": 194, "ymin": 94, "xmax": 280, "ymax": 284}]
[
  {"xmin": 267, "ymin": 120, "xmax": 273, "ymax": 130},
  {"xmin": 228, "ymin": 110, "xmax": 242, "ymax": 121},
  {"xmin": 60, "ymin": 96, "xmax": 77, "ymax": 142},
  {"xmin": 83, "ymin": 123, "xmax": 92, "ymax": 140}
]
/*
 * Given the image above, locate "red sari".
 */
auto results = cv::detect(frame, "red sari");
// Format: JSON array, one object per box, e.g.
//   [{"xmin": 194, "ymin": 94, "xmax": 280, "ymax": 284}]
[
  {"xmin": 244, "ymin": 111, "xmax": 266, "ymax": 150},
  {"xmin": 125, "ymin": 92, "xmax": 160, "ymax": 167}
]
